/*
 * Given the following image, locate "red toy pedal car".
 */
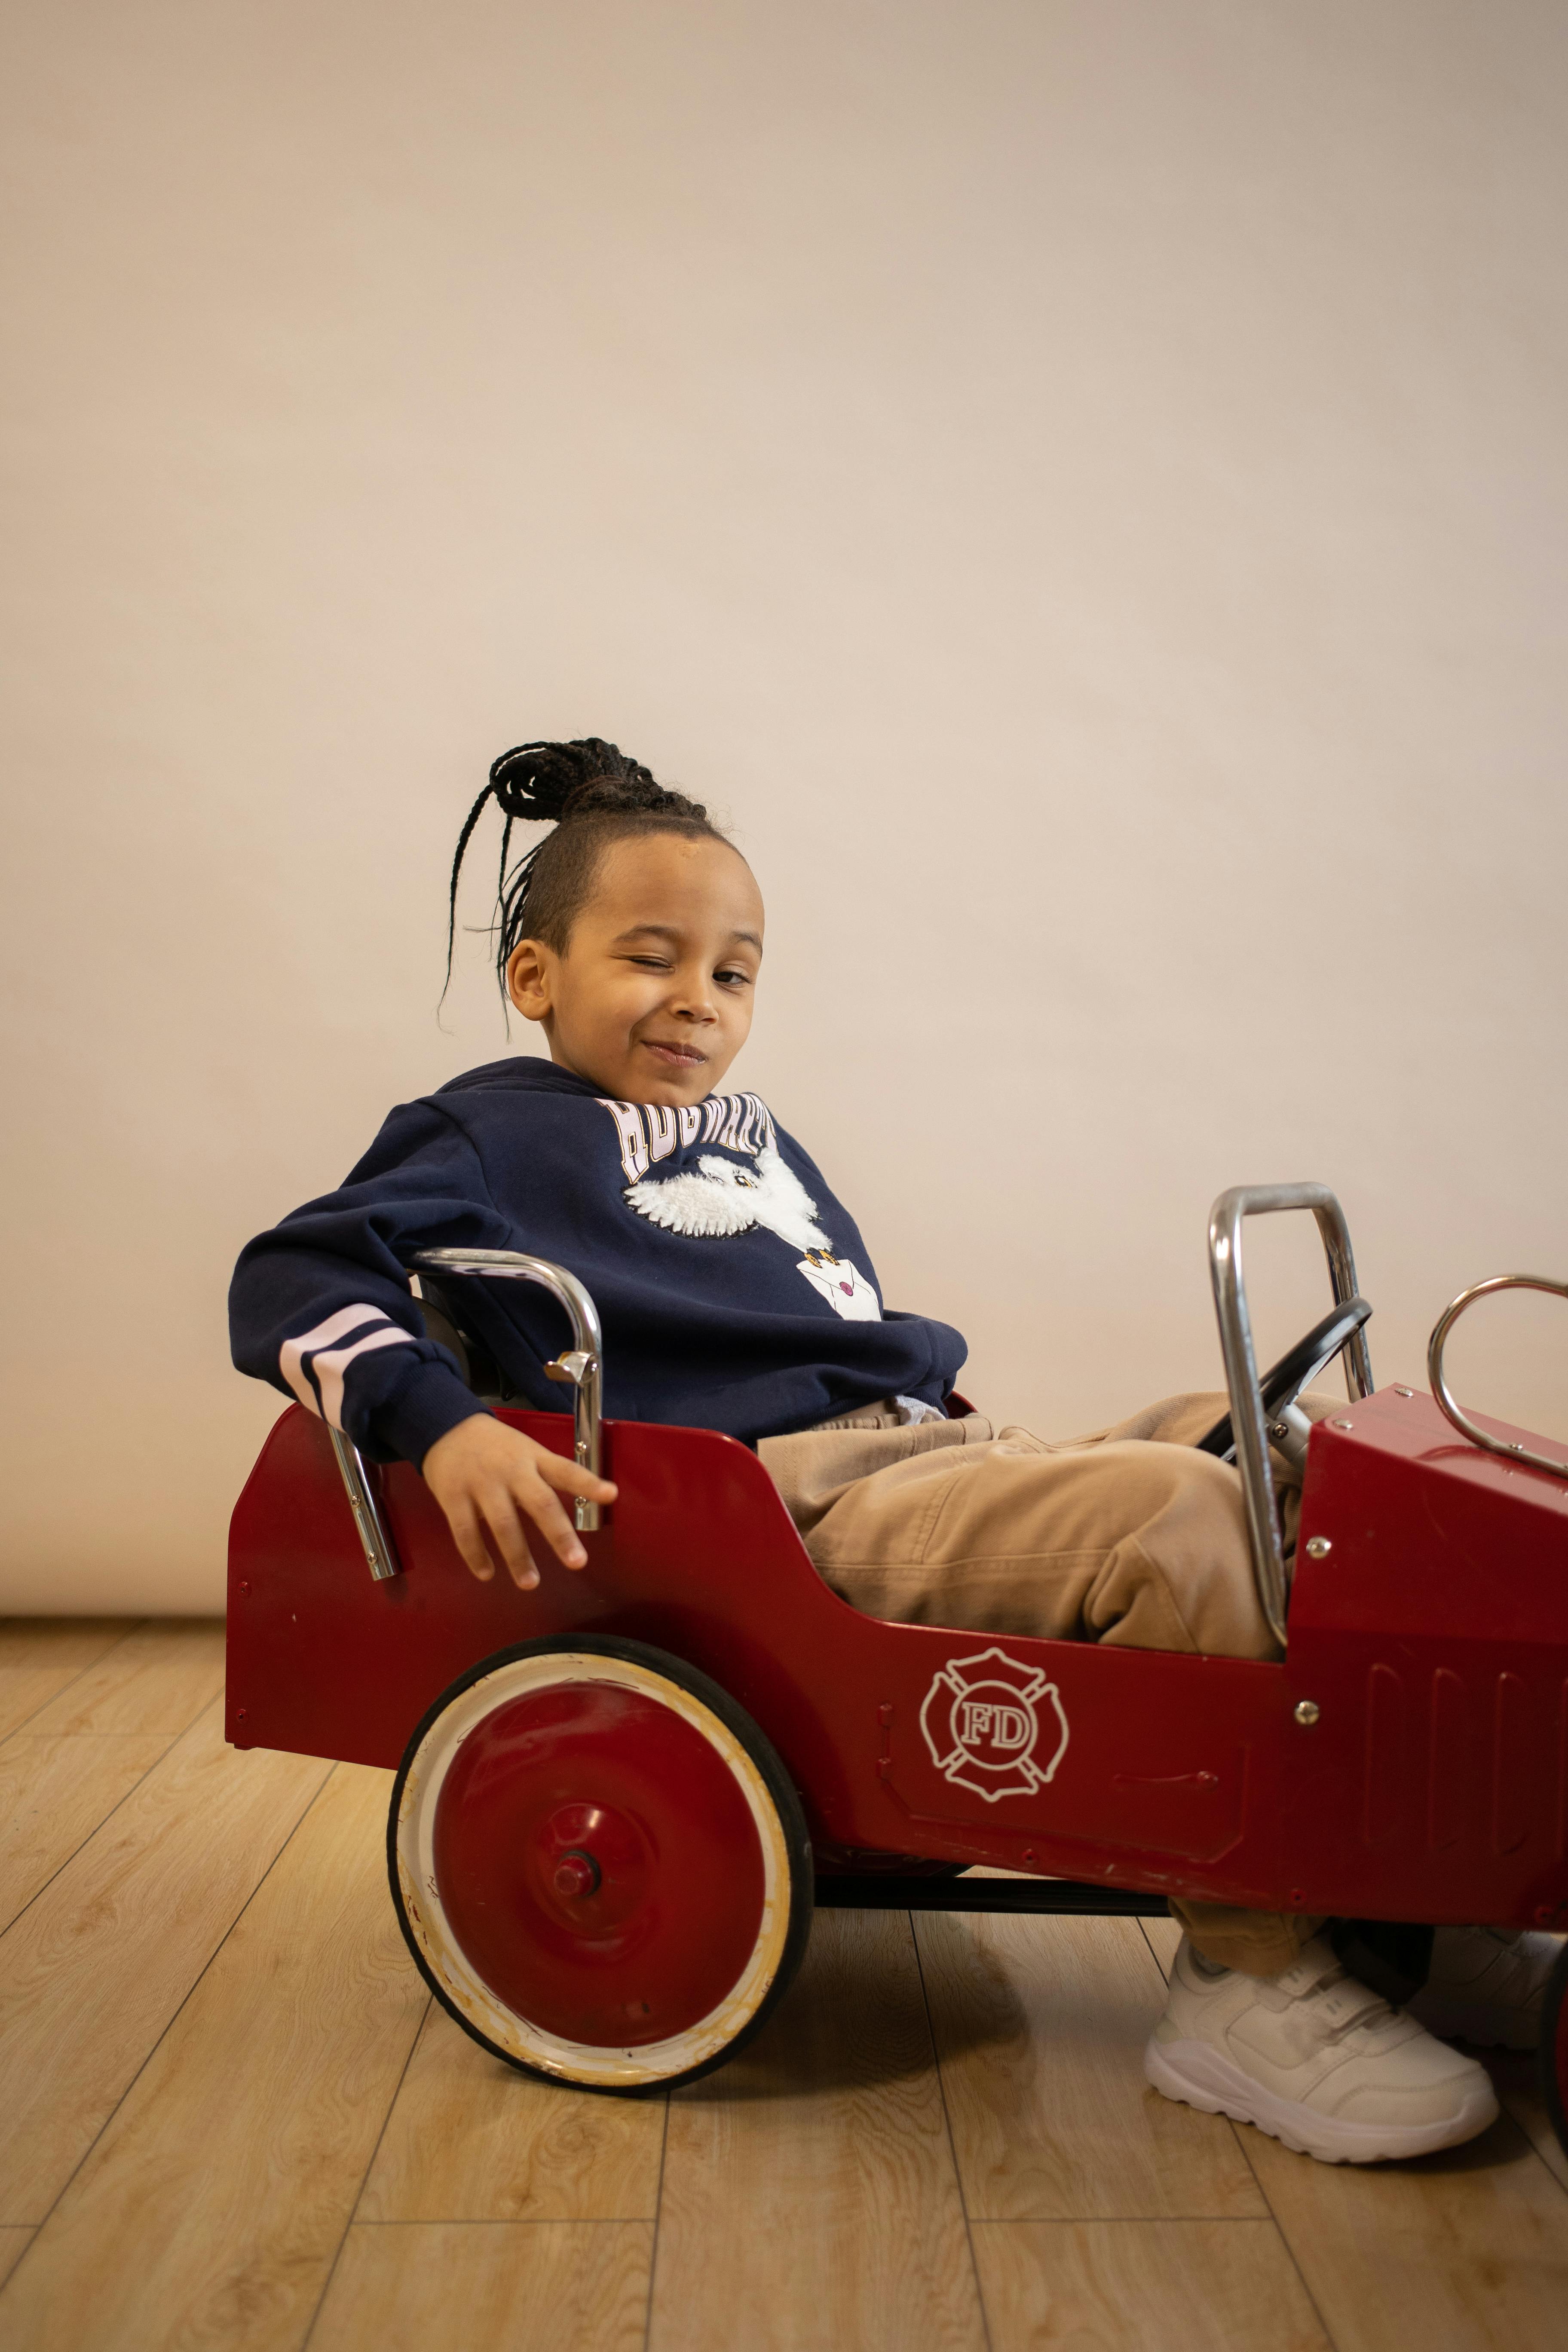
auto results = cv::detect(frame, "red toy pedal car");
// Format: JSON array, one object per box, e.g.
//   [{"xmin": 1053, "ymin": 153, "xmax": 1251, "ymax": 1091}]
[{"xmin": 226, "ymin": 1183, "xmax": 1568, "ymax": 2144}]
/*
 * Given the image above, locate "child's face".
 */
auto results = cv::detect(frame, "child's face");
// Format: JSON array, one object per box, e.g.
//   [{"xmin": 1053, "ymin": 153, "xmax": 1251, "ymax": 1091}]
[{"xmin": 506, "ymin": 833, "xmax": 764, "ymax": 1106}]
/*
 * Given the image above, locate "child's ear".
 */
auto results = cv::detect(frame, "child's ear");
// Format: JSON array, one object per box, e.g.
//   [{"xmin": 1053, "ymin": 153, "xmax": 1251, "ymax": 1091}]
[{"xmin": 506, "ymin": 941, "xmax": 552, "ymax": 1024}]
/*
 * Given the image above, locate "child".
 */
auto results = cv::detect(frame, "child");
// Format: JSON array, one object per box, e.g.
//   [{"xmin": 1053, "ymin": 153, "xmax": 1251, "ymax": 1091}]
[{"xmin": 232, "ymin": 736, "xmax": 1556, "ymax": 2166}]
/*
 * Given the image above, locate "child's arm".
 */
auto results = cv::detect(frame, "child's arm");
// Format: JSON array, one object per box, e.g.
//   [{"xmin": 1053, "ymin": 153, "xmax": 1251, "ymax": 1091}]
[{"xmin": 231, "ymin": 1099, "xmax": 613, "ymax": 1584}]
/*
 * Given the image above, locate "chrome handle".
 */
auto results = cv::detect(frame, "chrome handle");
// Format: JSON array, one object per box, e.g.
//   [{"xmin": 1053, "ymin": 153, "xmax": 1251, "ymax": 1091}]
[
  {"xmin": 411, "ymin": 1249, "xmax": 605, "ymax": 1530},
  {"xmin": 328, "ymin": 1428, "xmax": 402, "ymax": 1581},
  {"xmin": 1427, "ymin": 1276, "xmax": 1568, "ymax": 1482},
  {"xmin": 1208, "ymin": 1183, "xmax": 1372, "ymax": 1650}
]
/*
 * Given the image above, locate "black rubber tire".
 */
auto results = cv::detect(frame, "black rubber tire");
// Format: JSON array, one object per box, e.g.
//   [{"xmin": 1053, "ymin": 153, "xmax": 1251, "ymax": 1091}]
[
  {"xmin": 387, "ymin": 1633, "xmax": 815, "ymax": 2096},
  {"xmin": 1541, "ymin": 1933, "xmax": 1568, "ymax": 2165}
]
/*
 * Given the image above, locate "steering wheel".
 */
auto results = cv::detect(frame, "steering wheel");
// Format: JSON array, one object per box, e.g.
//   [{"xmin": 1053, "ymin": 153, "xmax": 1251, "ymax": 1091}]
[{"xmin": 1195, "ymin": 1296, "xmax": 1373, "ymax": 1466}]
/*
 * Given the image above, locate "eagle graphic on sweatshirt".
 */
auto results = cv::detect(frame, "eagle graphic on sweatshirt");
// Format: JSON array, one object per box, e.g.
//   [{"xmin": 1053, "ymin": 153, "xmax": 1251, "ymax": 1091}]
[{"xmin": 624, "ymin": 1141, "xmax": 881, "ymax": 1321}]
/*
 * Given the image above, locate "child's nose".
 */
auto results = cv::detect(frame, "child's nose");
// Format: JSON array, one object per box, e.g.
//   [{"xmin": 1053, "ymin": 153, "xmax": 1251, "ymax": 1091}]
[{"xmin": 668, "ymin": 975, "xmax": 717, "ymax": 1019}]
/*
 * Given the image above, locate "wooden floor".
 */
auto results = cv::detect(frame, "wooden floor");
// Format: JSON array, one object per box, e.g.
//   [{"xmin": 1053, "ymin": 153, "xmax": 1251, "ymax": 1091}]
[{"xmin": 0, "ymin": 1621, "xmax": 1563, "ymax": 2352}]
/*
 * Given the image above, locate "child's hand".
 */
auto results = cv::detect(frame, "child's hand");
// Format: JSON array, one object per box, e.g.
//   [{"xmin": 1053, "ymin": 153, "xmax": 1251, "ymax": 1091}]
[{"xmin": 420, "ymin": 1413, "xmax": 618, "ymax": 1589}]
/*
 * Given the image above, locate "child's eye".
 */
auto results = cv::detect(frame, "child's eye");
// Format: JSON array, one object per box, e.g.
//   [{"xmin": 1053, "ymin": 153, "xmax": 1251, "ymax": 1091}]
[{"xmin": 715, "ymin": 968, "xmax": 750, "ymax": 988}]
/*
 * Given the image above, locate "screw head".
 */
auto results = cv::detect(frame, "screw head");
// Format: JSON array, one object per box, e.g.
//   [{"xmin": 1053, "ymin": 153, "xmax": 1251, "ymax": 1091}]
[
  {"xmin": 1393, "ymin": 1385, "xmax": 1414, "ymax": 1398},
  {"xmin": 1305, "ymin": 1535, "xmax": 1332, "ymax": 1560},
  {"xmin": 1329, "ymin": 1418, "xmax": 1353, "ymax": 1431},
  {"xmin": 1293, "ymin": 1700, "xmax": 1320, "ymax": 1727}
]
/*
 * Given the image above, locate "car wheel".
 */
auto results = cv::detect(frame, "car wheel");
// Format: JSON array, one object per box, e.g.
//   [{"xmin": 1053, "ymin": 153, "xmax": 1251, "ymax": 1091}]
[{"xmin": 389, "ymin": 1635, "xmax": 813, "ymax": 2093}]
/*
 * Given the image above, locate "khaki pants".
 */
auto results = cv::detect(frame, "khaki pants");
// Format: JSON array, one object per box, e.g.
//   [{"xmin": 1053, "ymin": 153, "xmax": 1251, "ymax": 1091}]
[{"xmin": 760, "ymin": 1391, "xmax": 1337, "ymax": 1978}]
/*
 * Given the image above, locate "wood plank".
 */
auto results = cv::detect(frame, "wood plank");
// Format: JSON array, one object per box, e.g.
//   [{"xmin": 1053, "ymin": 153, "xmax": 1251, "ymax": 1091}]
[
  {"xmin": 650, "ymin": 1907, "xmax": 985, "ymax": 2352},
  {"xmin": 0, "ymin": 1764, "xmax": 427, "ymax": 2352},
  {"xmin": 917, "ymin": 1910, "xmax": 1265, "ymax": 2221},
  {"xmin": 971, "ymin": 2218, "xmax": 1331, "ymax": 2350},
  {"xmin": 1139, "ymin": 1917, "xmax": 1182, "ymax": 1976},
  {"xmin": 0, "ymin": 2230, "xmax": 31, "ymax": 2291},
  {"xmin": 312, "ymin": 2222, "xmax": 653, "ymax": 2352},
  {"xmin": 0, "ymin": 1733, "xmax": 171, "ymax": 1932},
  {"xmin": 0, "ymin": 1620, "xmax": 136, "ymax": 1742},
  {"xmin": 360, "ymin": 2000, "xmax": 665, "ymax": 2221},
  {"xmin": 1246, "ymin": 2112, "xmax": 1568, "ymax": 2352},
  {"xmin": 0, "ymin": 1702, "xmax": 330, "ymax": 2222},
  {"xmin": 24, "ymin": 1618, "xmax": 225, "ymax": 1736},
  {"xmin": 1482, "ymin": 2049, "xmax": 1568, "ymax": 2195}
]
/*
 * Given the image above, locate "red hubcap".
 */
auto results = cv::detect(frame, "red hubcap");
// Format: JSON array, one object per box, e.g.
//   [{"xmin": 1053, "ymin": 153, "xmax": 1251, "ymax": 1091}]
[{"xmin": 432, "ymin": 1681, "xmax": 768, "ymax": 2049}]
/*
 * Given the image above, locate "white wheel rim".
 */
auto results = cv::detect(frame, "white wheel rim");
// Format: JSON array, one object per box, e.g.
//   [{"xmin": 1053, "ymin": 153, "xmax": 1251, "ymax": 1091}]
[{"xmin": 394, "ymin": 1651, "xmax": 795, "ymax": 2088}]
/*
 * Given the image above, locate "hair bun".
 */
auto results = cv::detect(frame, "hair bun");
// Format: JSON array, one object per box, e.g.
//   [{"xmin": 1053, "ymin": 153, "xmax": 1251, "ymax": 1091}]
[
  {"xmin": 444, "ymin": 734, "xmax": 719, "ymax": 1005},
  {"xmin": 489, "ymin": 738, "xmax": 701, "ymax": 826}
]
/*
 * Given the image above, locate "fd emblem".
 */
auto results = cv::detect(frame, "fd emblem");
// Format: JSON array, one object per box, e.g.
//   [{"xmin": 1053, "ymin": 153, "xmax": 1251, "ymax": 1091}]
[{"xmin": 919, "ymin": 1647, "xmax": 1070, "ymax": 1804}]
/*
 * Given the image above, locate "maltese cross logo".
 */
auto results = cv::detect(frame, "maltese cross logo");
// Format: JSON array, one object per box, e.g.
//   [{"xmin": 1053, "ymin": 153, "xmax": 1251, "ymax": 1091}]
[{"xmin": 919, "ymin": 1647, "xmax": 1070, "ymax": 1804}]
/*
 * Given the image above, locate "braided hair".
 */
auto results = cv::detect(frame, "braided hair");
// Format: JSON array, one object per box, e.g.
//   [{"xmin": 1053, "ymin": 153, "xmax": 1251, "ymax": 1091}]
[{"xmin": 447, "ymin": 737, "xmax": 726, "ymax": 1001}]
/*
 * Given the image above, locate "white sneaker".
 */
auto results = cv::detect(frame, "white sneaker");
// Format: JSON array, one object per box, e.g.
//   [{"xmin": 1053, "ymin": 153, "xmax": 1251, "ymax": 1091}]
[
  {"xmin": 1145, "ymin": 1935, "xmax": 1498, "ymax": 2165},
  {"xmin": 1407, "ymin": 1925, "xmax": 1565, "ymax": 2051}
]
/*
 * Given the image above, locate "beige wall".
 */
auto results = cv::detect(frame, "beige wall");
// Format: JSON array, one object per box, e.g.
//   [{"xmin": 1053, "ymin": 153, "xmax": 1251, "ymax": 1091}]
[{"xmin": 3, "ymin": 0, "xmax": 1565, "ymax": 1612}]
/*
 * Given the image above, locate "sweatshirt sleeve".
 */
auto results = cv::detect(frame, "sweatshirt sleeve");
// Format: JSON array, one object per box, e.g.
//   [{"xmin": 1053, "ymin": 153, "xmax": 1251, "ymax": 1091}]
[{"xmin": 229, "ymin": 1099, "xmax": 508, "ymax": 1467}]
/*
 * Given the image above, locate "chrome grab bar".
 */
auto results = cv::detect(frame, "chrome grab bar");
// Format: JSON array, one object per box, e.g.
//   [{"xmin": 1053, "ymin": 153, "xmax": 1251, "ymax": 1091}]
[
  {"xmin": 1208, "ymin": 1183, "xmax": 1372, "ymax": 1650},
  {"xmin": 328, "ymin": 1428, "xmax": 403, "ymax": 1583},
  {"xmin": 411, "ymin": 1249, "xmax": 605, "ymax": 1531},
  {"xmin": 1427, "ymin": 1276, "xmax": 1568, "ymax": 1481}
]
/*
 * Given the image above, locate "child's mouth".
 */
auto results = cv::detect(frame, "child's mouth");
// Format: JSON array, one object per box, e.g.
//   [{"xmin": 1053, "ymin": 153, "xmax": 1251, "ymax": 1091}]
[{"xmin": 643, "ymin": 1040, "xmax": 707, "ymax": 1068}]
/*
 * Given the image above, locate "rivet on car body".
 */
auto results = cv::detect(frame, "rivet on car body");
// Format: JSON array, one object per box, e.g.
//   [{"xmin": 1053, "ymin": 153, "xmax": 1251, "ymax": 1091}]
[
  {"xmin": 1329, "ymin": 1418, "xmax": 1353, "ymax": 1431},
  {"xmin": 1305, "ymin": 1536, "xmax": 1332, "ymax": 1560},
  {"xmin": 1393, "ymin": 1385, "xmax": 1415, "ymax": 1398},
  {"xmin": 1294, "ymin": 1700, "xmax": 1320, "ymax": 1727}
]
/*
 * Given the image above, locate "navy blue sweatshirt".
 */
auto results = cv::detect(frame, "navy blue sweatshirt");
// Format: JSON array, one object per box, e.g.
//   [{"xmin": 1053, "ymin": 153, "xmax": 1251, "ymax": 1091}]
[{"xmin": 230, "ymin": 1057, "xmax": 968, "ymax": 1463}]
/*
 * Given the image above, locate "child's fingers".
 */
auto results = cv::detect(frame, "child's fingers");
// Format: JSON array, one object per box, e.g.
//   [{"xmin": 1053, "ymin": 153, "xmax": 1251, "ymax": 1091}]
[
  {"xmin": 470, "ymin": 1485, "xmax": 541, "ymax": 1590},
  {"xmin": 532, "ymin": 1452, "xmax": 618, "ymax": 1505},
  {"xmin": 504, "ymin": 1471, "xmax": 590, "ymax": 1571},
  {"xmin": 443, "ymin": 1498, "xmax": 496, "ymax": 1584}
]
